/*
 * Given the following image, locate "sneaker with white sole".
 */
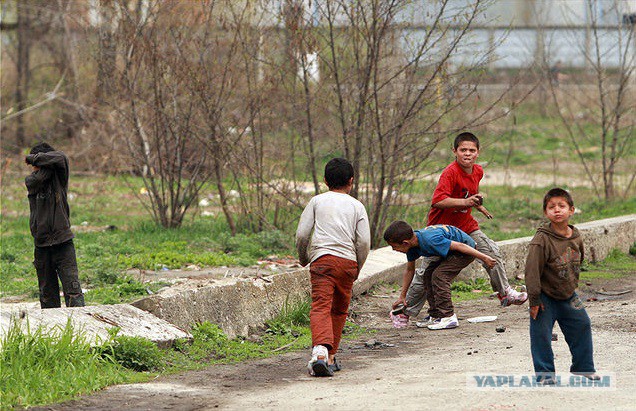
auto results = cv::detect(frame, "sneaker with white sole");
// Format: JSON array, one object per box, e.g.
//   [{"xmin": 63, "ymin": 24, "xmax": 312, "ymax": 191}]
[
  {"xmin": 427, "ymin": 313, "xmax": 459, "ymax": 330},
  {"xmin": 390, "ymin": 312, "xmax": 409, "ymax": 328},
  {"xmin": 307, "ymin": 345, "xmax": 333, "ymax": 377},
  {"xmin": 415, "ymin": 315, "xmax": 438, "ymax": 328},
  {"xmin": 498, "ymin": 287, "xmax": 528, "ymax": 307}
]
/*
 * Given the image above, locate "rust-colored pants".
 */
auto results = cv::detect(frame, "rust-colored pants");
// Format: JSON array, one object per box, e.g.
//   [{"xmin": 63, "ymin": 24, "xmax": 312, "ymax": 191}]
[{"xmin": 310, "ymin": 254, "xmax": 358, "ymax": 356}]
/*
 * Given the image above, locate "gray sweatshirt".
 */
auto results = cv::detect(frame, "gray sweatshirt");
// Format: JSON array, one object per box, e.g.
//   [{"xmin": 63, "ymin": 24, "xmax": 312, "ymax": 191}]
[{"xmin": 295, "ymin": 191, "xmax": 371, "ymax": 270}]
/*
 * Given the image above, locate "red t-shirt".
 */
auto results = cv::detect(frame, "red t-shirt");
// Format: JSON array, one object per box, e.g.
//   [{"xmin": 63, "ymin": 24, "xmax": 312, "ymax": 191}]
[{"xmin": 427, "ymin": 161, "xmax": 483, "ymax": 234}]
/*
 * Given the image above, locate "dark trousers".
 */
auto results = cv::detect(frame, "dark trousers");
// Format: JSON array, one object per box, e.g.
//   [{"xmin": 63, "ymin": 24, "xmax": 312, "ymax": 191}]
[
  {"xmin": 34, "ymin": 240, "xmax": 85, "ymax": 308},
  {"xmin": 309, "ymin": 255, "xmax": 358, "ymax": 356},
  {"xmin": 422, "ymin": 252, "xmax": 475, "ymax": 318},
  {"xmin": 530, "ymin": 292, "xmax": 595, "ymax": 380}
]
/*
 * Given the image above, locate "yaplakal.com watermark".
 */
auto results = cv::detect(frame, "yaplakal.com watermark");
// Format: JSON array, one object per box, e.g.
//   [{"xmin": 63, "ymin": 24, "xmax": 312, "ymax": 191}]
[{"xmin": 466, "ymin": 373, "xmax": 616, "ymax": 390}]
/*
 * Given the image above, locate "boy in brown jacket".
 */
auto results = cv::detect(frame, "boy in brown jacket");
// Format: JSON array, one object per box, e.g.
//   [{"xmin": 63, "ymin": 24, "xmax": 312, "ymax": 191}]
[
  {"xmin": 525, "ymin": 188, "xmax": 598, "ymax": 384},
  {"xmin": 25, "ymin": 142, "xmax": 84, "ymax": 308}
]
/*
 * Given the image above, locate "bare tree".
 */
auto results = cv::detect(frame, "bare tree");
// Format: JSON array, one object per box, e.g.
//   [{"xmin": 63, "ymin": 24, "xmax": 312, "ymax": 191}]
[
  {"xmin": 281, "ymin": 0, "xmax": 518, "ymax": 245},
  {"xmin": 110, "ymin": 0, "xmax": 210, "ymax": 228},
  {"xmin": 543, "ymin": 0, "xmax": 635, "ymax": 200},
  {"xmin": 1, "ymin": 1, "xmax": 53, "ymax": 151}
]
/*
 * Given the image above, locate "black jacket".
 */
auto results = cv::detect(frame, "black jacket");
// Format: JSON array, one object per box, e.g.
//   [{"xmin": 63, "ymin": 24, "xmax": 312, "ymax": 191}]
[{"xmin": 25, "ymin": 151, "xmax": 74, "ymax": 247}]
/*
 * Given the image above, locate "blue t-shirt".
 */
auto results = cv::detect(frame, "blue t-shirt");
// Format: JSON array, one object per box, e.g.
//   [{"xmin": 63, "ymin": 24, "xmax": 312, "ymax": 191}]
[{"xmin": 406, "ymin": 225, "xmax": 475, "ymax": 261}]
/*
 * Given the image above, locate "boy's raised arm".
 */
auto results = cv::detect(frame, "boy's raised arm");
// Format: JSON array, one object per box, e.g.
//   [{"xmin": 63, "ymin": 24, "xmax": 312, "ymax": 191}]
[
  {"xmin": 25, "ymin": 151, "xmax": 69, "ymax": 184},
  {"xmin": 25, "ymin": 151, "xmax": 67, "ymax": 169}
]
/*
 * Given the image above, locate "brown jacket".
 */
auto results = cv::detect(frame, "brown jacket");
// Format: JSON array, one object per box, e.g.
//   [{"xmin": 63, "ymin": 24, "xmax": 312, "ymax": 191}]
[
  {"xmin": 524, "ymin": 223, "xmax": 584, "ymax": 306},
  {"xmin": 25, "ymin": 151, "xmax": 74, "ymax": 247}
]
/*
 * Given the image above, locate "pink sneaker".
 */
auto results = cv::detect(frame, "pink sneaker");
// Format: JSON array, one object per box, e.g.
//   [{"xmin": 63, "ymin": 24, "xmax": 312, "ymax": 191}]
[
  {"xmin": 498, "ymin": 287, "xmax": 528, "ymax": 307},
  {"xmin": 390, "ymin": 312, "xmax": 409, "ymax": 328}
]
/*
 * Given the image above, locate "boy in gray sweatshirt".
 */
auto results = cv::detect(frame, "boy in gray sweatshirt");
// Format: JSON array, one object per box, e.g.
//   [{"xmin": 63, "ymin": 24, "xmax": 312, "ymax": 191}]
[{"xmin": 296, "ymin": 158, "xmax": 370, "ymax": 377}]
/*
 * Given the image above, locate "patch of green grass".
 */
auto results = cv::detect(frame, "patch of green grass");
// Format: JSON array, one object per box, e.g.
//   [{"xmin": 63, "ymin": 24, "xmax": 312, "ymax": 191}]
[
  {"xmin": 166, "ymin": 299, "xmax": 315, "ymax": 369},
  {"xmin": 579, "ymin": 270, "xmax": 626, "ymax": 281},
  {"xmin": 0, "ymin": 320, "xmax": 145, "ymax": 409},
  {"xmin": 579, "ymin": 249, "xmax": 636, "ymax": 280},
  {"xmin": 83, "ymin": 275, "xmax": 169, "ymax": 305},
  {"xmin": 451, "ymin": 278, "xmax": 492, "ymax": 302},
  {"xmin": 1, "ymin": 169, "xmax": 298, "ymax": 305}
]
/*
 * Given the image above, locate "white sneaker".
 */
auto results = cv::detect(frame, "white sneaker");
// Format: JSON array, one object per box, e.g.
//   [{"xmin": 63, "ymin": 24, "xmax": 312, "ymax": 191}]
[
  {"xmin": 307, "ymin": 345, "xmax": 333, "ymax": 377},
  {"xmin": 427, "ymin": 314, "xmax": 459, "ymax": 330},
  {"xmin": 415, "ymin": 315, "xmax": 438, "ymax": 328}
]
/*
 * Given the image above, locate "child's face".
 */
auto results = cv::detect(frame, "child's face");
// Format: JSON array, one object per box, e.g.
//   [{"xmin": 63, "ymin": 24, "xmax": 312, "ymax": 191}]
[
  {"xmin": 388, "ymin": 241, "xmax": 411, "ymax": 254},
  {"xmin": 544, "ymin": 196, "xmax": 575, "ymax": 224},
  {"xmin": 452, "ymin": 141, "xmax": 479, "ymax": 169}
]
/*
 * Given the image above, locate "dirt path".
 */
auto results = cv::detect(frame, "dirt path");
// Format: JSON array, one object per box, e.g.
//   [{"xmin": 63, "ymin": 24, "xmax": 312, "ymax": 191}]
[{"xmin": 35, "ymin": 276, "xmax": 636, "ymax": 411}]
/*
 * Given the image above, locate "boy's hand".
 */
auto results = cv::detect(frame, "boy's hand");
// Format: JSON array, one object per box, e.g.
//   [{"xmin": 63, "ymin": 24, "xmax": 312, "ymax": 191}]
[
  {"xmin": 392, "ymin": 296, "xmax": 406, "ymax": 310},
  {"xmin": 482, "ymin": 255, "xmax": 496, "ymax": 269},
  {"xmin": 465, "ymin": 194, "xmax": 483, "ymax": 208},
  {"xmin": 476, "ymin": 205, "xmax": 493, "ymax": 219},
  {"xmin": 530, "ymin": 304, "xmax": 544, "ymax": 320}
]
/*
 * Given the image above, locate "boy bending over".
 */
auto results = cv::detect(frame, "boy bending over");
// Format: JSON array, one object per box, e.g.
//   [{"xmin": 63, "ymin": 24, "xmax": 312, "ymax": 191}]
[
  {"xmin": 395, "ymin": 132, "xmax": 527, "ymax": 327},
  {"xmin": 384, "ymin": 221, "xmax": 495, "ymax": 330}
]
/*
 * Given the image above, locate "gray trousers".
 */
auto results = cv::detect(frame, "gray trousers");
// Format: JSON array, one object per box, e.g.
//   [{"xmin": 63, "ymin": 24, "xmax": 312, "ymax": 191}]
[{"xmin": 403, "ymin": 230, "xmax": 510, "ymax": 318}]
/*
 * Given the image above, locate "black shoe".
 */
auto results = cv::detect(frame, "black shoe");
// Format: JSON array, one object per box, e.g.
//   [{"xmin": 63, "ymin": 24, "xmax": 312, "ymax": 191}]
[
  {"xmin": 329, "ymin": 357, "xmax": 341, "ymax": 373},
  {"xmin": 573, "ymin": 372, "xmax": 601, "ymax": 381},
  {"xmin": 311, "ymin": 359, "xmax": 334, "ymax": 377}
]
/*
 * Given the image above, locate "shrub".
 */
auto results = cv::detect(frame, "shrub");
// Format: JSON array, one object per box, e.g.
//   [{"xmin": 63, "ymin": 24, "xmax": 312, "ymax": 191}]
[
  {"xmin": 103, "ymin": 331, "xmax": 164, "ymax": 372},
  {"xmin": 265, "ymin": 298, "xmax": 310, "ymax": 336},
  {"xmin": 184, "ymin": 322, "xmax": 229, "ymax": 360}
]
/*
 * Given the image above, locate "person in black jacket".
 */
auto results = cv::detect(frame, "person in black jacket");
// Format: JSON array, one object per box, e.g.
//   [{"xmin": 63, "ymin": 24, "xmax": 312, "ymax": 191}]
[{"xmin": 25, "ymin": 142, "xmax": 84, "ymax": 308}]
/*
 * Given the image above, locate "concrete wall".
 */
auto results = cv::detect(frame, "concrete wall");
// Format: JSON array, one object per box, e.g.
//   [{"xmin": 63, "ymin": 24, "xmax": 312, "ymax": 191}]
[{"xmin": 133, "ymin": 214, "xmax": 636, "ymax": 338}]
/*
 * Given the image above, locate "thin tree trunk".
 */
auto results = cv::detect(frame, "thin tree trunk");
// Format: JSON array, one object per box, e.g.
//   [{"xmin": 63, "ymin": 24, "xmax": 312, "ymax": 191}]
[
  {"xmin": 213, "ymin": 154, "xmax": 237, "ymax": 235},
  {"xmin": 15, "ymin": 1, "xmax": 30, "ymax": 149}
]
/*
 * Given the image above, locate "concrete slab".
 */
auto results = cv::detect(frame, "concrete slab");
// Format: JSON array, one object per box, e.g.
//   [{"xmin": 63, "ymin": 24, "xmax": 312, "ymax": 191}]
[{"xmin": 0, "ymin": 303, "xmax": 191, "ymax": 348}]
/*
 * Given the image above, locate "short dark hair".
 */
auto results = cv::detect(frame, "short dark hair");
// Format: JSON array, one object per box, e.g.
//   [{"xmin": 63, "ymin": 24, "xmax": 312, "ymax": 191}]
[
  {"xmin": 324, "ymin": 158, "xmax": 354, "ymax": 189},
  {"xmin": 30, "ymin": 142, "xmax": 55, "ymax": 155},
  {"xmin": 543, "ymin": 187, "xmax": 574, "ymax": 210},
  {"xmin": 453, "ymin": 132, "xmax": 480, "ymax": 150},
  {"xmin": 383, "ymin": 220, "xmax": 414, "ymax": 244}
]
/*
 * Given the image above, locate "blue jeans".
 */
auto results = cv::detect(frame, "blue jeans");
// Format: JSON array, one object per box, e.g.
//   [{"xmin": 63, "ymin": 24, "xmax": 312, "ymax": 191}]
[{"xmin": 530, "ymin": 292, "xmax": 595, "ymax": 380}]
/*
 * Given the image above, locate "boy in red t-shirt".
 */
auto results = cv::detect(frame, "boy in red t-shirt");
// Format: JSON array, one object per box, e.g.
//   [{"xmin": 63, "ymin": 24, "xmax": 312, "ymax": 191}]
[{"xmin": 392, "ymin": 132, "xmax": 527, "ymax": 327}]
